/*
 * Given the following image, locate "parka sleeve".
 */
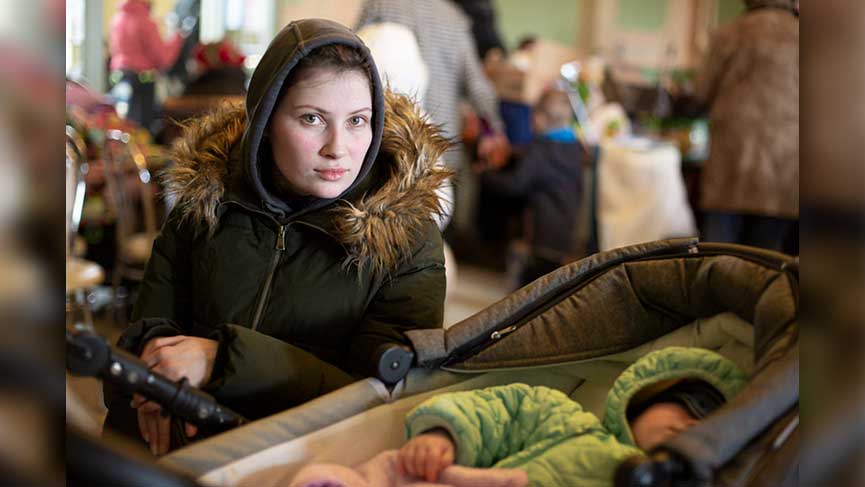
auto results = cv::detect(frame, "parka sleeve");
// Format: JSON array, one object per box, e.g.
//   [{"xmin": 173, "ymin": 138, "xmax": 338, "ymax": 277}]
[
  {"xmin": 346, "ymin": 220, "xmax": 446, "ymax": 376},
  {"xmin": 206, "ymin": 325, "xmax": 356, "ymax": 418},
  {"xmin": 404, "ymin": 384, "xmax": 604, "ymax": 468}
]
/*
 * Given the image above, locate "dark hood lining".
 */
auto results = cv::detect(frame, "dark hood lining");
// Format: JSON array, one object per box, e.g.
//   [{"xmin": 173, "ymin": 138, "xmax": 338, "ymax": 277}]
[{"xmin": 241, "ymin": 19, "xmax": 385, "ymax": 221}]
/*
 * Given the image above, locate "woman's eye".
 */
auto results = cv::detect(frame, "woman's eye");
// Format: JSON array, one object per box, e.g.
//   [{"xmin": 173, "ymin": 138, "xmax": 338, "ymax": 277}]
[
  {"xmin": 301, "ymin": 114, "xmax": 323, "ymax": 125},
  {"xmin": 349, "ymin": 116, "xmax": 368, "ymax": 127}
]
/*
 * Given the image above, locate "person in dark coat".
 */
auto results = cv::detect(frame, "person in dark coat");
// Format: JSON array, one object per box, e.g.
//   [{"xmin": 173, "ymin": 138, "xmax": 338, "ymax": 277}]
[
  {"xmin": 480, "ymin": 89, "xmax": 586, "ymax": 287},
  {"xmin": 103, "ymin": 18, "xmax": 452, "ymax": 455}
]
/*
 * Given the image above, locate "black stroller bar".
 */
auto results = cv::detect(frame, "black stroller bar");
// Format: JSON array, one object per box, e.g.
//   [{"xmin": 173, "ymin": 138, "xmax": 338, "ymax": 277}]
[
  {"xmin": 66, "ymin": 327, "xmax": 247, "ymax": 431},
  {"xmin": 614, "ymin": 450, "xmax": 693, "ymax": 487}
]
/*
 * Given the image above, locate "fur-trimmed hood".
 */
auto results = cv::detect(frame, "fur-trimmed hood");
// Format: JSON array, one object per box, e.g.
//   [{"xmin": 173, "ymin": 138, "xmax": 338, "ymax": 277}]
[{"xmin": 163, "ymin": 89, "xmax": 452, "ymax": 275}]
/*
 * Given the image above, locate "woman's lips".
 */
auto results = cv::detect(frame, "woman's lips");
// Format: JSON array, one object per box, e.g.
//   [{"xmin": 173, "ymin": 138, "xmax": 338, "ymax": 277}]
[{"xmin": 314, "ymin": 168, "xmax": 348, "ymax": 181}]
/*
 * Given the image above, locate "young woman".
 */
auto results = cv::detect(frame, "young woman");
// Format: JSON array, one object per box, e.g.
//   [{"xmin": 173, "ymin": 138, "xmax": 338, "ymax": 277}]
[{"xmin": 104, "ymin": 18, "xmax": 452, "ymax": 455}]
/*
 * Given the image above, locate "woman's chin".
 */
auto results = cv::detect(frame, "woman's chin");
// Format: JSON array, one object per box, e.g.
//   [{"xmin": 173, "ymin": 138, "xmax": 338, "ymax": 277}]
[{"xmin": 310, "ymin": 184, "xmax": 349, "ymax": 199}]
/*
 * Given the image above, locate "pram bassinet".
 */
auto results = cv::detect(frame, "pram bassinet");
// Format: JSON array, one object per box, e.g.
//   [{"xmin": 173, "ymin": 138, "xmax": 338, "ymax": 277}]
[{"xmin": 159, "ymin": 238, "xmax": 798, "ymax": 486}]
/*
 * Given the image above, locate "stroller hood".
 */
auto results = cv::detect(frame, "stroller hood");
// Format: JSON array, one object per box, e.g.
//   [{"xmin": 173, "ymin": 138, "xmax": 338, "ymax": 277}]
[{"xmin": 406, "ymin": 238, "xmax": 795, "ymax": 370}]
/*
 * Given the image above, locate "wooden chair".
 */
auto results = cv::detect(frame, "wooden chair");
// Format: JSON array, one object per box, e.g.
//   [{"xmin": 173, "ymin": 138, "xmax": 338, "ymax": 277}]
[
  {"xmin": 100, "ymin": 129, "xmax": 159, "ymax": 296},
  {"xmin": 66, "ymin": 125, "xmax": 105, "ymax": 328}
]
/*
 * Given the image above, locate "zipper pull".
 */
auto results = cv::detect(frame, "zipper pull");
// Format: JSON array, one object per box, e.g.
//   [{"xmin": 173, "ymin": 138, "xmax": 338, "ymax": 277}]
[
  {"xmin": 491, "ymin": 325, "xmax": 518, "ymax": 340},
  {"xmin": 276, "ymin": 225, "xmax": 286, "ymax": 251}
]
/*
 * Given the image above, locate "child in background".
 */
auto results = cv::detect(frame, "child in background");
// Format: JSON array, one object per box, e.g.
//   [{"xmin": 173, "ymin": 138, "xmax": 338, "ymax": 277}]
[{"xmin": 479, "ymin": 88, "xmax": 588, "ymax": 288}]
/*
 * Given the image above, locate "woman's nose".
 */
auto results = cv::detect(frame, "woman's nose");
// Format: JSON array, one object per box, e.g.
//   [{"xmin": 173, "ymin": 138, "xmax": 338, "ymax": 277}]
[{"xmin": 320, "ymin": 127, "xmax": 348, "ymax": 159}]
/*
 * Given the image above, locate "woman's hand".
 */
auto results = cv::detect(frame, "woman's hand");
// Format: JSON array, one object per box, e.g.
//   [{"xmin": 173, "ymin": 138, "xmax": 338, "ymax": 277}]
[
  {"xmin": 133, "ymin": 395, "xmax": 198, "ymax": 456},
  {"xmin": 140, "ymin": 335, "xmax": 218, "ymax": 388},
  {"xmin": 398, "ymin": 429, "xmax": 455, "ymax": 482},
  {"xmin": 133, "ymin": 335, "xmax": 218, "ymax": 454}
]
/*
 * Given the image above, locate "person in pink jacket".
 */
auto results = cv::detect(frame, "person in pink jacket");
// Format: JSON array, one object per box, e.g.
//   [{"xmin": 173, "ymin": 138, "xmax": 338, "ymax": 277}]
[{"xmin": 108, "ymin": 0, "xmax": 185, "ymax": 133}]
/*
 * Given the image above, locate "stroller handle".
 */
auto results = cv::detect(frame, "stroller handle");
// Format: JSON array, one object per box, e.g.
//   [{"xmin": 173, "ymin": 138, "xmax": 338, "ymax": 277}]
[
  {"xmin": 66, "ymin": 327, "xmax": 247, "ymax": 431},
  {"xmin": 614, "ymin": 450, "xmax": 694, "ymax": 487}
]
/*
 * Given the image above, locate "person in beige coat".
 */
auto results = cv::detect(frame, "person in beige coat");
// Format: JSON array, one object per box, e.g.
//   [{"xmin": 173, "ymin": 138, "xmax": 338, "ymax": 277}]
[{"xmin": 696, "ymin": 0, "xmax": 798, "ymax": 253}]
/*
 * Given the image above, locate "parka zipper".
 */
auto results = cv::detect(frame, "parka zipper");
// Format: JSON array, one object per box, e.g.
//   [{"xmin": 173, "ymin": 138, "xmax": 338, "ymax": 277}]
[
  {"xmin": 250, "ymin": 224, "xmax": 286, "ymax": 331},
  {"xmin": 219, "ymin": 200, "xmax": 342, "ymax": 331}
]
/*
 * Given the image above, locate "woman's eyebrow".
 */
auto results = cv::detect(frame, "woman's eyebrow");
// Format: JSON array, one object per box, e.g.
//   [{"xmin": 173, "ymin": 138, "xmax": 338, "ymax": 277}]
[
  {"xmin": 293, "ymin": 104, "xmax": 328, "ymax": 113},
  {"xmin": 293, "ymin": 105, "xmax": 372, "ymax": 115}
]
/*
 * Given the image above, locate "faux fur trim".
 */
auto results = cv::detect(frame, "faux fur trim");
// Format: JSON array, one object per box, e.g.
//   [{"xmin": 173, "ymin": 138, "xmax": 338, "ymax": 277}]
[
  {"xmin": 163, "ymin": 91, "xmax": 453, "ymax": 275},
  {"xmin": 163, "ymin": 102, "xmax": 246, "ymax": 231},
  {"xmin": 331, "ymin": 91, "xmax": 452, "ymax": 275}
]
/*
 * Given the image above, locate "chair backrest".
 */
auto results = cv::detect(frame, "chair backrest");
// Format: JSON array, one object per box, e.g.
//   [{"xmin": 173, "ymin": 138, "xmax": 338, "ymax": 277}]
[
  {"xmin": 101, "ymin": 130, "xmax": 158, "ymax": 249},
  {"xmin": 66, "ymin": 125, "xmax": 89, "ymax": 257}
]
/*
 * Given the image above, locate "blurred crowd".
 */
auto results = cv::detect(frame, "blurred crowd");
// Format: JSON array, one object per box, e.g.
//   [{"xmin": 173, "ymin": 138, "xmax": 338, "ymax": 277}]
[{"xmin": 0, "ymin": 0, "xmax": 825, "ymax": 484}]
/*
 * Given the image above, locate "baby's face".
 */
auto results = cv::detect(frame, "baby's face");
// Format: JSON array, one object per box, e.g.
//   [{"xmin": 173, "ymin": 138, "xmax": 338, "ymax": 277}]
[{"xmin": 630, "ymin": 402, "xmax": 699, "ymax": 451}]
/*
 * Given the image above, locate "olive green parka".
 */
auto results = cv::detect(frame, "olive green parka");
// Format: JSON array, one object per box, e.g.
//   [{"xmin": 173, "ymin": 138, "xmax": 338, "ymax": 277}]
[{"xmin": 108, "ymin": 19, "xmax": 451, "ymax": 422}]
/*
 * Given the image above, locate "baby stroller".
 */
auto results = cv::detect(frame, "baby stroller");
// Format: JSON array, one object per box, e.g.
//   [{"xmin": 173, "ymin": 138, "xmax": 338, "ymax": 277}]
[{"xmin": 139, "ymin": 238, "xmax": 798, "ymax": 486}]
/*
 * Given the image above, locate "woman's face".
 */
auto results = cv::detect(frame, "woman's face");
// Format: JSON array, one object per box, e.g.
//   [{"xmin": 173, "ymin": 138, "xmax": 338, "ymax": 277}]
[{"xmin": 268, "ymin": 67, "xmax": 373, "ymax": 199}]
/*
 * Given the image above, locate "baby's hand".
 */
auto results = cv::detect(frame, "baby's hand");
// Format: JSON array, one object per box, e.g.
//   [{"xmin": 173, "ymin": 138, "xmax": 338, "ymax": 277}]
[{"xmin": 398, "ymin": 429, "xmax": 455, "ymax": 482}]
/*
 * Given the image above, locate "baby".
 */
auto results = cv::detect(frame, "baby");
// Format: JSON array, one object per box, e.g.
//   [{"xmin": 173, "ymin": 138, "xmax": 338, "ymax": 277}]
[{"xmin": 289, "ymin": 347, "xmax": 746, "ymax": 487}]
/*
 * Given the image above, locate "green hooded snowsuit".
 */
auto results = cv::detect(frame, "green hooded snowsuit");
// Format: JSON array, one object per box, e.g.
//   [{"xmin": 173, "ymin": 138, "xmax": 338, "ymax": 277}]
[{"xmin": 405, "ymin": 347, "xmax": 747, "ymax": 487}]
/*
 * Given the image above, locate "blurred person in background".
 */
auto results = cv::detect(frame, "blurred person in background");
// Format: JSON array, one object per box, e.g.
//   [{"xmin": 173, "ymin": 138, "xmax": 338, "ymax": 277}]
[
  {"xmin": 355, "ymin": 0, "xmax": 508, "ymax": 169},
  {"xmin": 108, "ymin": 0, "xmax": 188, "ymax": 134},
  {"xmin": 355, "ymin": 0, "xmax": 510, "ymax": 240},
  {"xmin": 800, "ymin": 2, "xmax": 865, "ymax": 486},
  {"xmin": 479, "ymin": 89, "xmax": 587, "ymax": 288},
  {"xmin": 450, "ymin": 0, "xmax": 507, "ymax": 63},
  {"xmin": 695, "ymin": 0, "xmax": 799, "ymax": 253}
]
